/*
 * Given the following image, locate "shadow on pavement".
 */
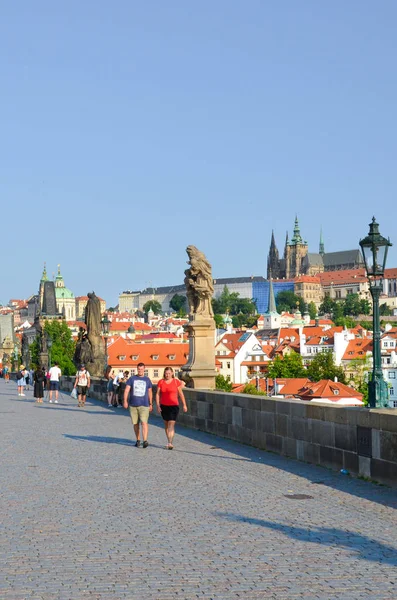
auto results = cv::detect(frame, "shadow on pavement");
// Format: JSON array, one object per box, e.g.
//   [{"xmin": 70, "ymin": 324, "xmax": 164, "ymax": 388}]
[
  {"xmin": 216, "ymin": 511, "xmax": 397, "ymax": 566},
  {"xmin": 63, "ymin": 434, "xmax": 164, "ymax": 449}
]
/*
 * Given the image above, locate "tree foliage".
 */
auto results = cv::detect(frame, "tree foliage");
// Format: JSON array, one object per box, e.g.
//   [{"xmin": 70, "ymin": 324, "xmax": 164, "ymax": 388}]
[
  {"xmin": 215, "ymin": 374, "xmax": 233, "ymax": 392},
  {"xmin": 308, "ymin": 302, "xmax": 317, "ymax": 320},
  {"xmin": 169, "ymin": 294, "xmax": 187, "ymax": 313},
  {"xmin": 306, "ymin": 351, "xmax": 346, "ymax": 384},
  {"xmin": 380, "ymin": 303, "xmax": 393, "ymax": 316},
  {"xmin": 241, "ymin": 383, "xmax": 266, "ymax": 396},
  {"xmin": 267, "ymin": 351, "xmax": 307, "ymax": 379},
  {"xmin": 276, "ymin": 291, "xmax": 306, "ymax": 314},
  {"xmin": 212, "ymin": 286, "xmax": 256, "ymax": 316},
  {"xmin": 143, "ymin": 300, "xmax": 162, "ymax": 315},
  {"xmin": 30, "ymin": 320, "xmax": 76, "ymax": 375},
  {"xmin": 319, "ymin": 294, "xmax": 371, "ymax": 319}
]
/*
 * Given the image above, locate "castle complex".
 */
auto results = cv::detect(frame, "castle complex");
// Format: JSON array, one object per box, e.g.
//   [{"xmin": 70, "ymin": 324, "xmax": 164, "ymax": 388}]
[{"xmin": 267, "ymin": 217, "xmax": 364, "ymax": 279}]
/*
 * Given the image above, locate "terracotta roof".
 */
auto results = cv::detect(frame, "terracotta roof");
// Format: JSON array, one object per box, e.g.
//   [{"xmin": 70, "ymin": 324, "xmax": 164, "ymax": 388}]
[
  {"xmin": 216, "ymin": 332, "xmax": 251, "ymax": 353},
  {"xmin": 294, "ymin": 276, "xmax": 321, "ymax": 284},
  {"xmin": 319, "ymin": 269, "xmax": 367, "ymax": 285},
  {"xmin": 342, "ymin": 338, "xmax": 373, "ymax": 360},
  {"xmin": 278, "ymin": 378, "xmax": 311, "ymax": 396},
  {"xmin": 297, "ymin": 380, "xmax": 363, "ymax": 402},
  {"xmin": 107, "ymin": 337, "xmax": 189, "ymax": 369},
  {"xmin": 75, "ymin": 295, "xmax": 105, "ymax": 302}
]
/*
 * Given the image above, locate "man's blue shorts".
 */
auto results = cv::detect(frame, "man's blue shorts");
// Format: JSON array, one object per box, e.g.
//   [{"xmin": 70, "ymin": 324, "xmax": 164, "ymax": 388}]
[{"xmin": 50, "ymin": 381, "xmax": 59, "ymax": 391}]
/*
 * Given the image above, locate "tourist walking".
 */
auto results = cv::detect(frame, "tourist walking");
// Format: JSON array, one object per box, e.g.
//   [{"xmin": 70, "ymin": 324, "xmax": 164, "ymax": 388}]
[
  {"xmin": 74, "ymin": 364, "xmax": 91, "ymax": 407},
  {"xmin": 123, "ymin": 363, "xmax": 152, "ymax": 448},
  {"xmin": 156, "ymin": 367, "xmax": 187, "ymax": 450},
  {"xmin": 17, "ymin": 365, "xmax": 26, "ymax": 397},
  {"xmin": 48, "ymin": 362, "xmax": 62, "ymax": 403},
  {"xmin": 105, "ymin": 366, "xmax": 115, "ymax": 407},
  {"xmin": 33, "ymin": 366, "xmax": 46, "ymax": 403},
  {"xmin": 25, "ymin": 368, "xmax": 30, "ymax": 391},
  {"xmin": 4, "ymin": 365, "xmax": 9, "ymax": 383}
]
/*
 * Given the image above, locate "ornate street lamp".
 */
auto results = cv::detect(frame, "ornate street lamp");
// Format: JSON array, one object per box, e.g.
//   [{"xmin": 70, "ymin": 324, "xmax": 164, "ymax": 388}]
[
  {"xmin": 46, "ymin": 335, "xmax": 53, "ymax": 371},
  {"xmin": 359, "ymin": 217, "xmax": 392, "ymax": 408},
  {"xmin": 101, "ymin": 315, "xmax": 111, "ymax": 367}
]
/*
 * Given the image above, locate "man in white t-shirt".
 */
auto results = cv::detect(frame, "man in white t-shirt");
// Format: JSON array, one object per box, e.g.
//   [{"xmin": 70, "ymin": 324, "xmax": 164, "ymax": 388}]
[
  {"xmin": 48, "ymin": 362, "xmax": 62, "ymax": 403},
  {"xmin": 73, "ymin": 364, "xmax": 91, "ymax": 408}
]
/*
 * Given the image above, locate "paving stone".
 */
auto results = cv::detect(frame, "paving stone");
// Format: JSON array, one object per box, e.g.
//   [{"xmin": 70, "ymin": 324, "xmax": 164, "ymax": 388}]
[{"xmin": 1, "ymin": 379, "xmax": 397, "ymax": 599}]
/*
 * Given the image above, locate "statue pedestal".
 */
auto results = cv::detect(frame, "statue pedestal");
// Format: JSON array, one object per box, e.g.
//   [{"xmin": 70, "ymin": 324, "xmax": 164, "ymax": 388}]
[
  {"xmin": 39, "ymin": 352, "xmax": 49, "ymax": 370},
  {"xmin": 181, "ymin": 318, "xmax": 216, "ymax": 390}
]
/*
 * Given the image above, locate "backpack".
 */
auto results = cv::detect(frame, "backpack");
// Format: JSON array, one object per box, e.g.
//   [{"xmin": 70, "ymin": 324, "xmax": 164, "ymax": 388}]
[{"xmin": 17, "ymin": 370, "xmax": 23, "ymax": 380}]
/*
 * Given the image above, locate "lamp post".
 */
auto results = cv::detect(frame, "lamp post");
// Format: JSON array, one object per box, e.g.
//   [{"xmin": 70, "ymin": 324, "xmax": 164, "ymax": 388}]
[
  {"xmin": 359, "ymin": 217, "xmax": 392, "ymax": 408},
  {"xmin": 101, "ymin": 315, "xmax": 110, "ymax": 368},
  {"xmin": 46, "ymin": 335, "xmax": 53, "ymax": 371}
]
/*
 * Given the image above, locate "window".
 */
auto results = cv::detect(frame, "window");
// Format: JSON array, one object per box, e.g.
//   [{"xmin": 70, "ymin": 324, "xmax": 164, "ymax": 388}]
[
  {"xmin": 384, "ymin": 342, "xmax": 388, "ymax": 348},
  {"xmin": 119, "ymin": 355, "xmax": 126, "ymax": 361},
  {"xmin": 153, "ymin": 369, "xmax": 159, "ymax": 377},
  {"xmin": 393, "ymin": 400, "xmax": 397, "ymax": 408},
  {"xmin": 350, "ymin": 373, "xmax": 354, "ymax": 380},
  {"xmin": 152, "ymin": 355, "xmax": 159, "ymax": 360},
  {"xmin": 389, "ymin": 372, "xmax": 396, "ymax": 379},
  {"xmin": 144, "ymin": 369, "xmax": 148, "ymax": 376},
  {"xmin": 169, "ymin": 355, "xmax": 176, "ymax": 360},
  {"xmin": 132, "ymin": 355, "xmax": 139, "ymax": 360},
  {"xmin": 335, "ymin": 290, "xmax": 341, "ymax": 299},
  {"xmin": 227, "ymin": 362, "xmax": 231, "ymax": 369},
  {"xmin": 333, "ymin": 389, "xmax": 339, "ymax": 395},
  {"xmin": 131, "ymin": 370, "xmax": 136, "ymax": 376}
]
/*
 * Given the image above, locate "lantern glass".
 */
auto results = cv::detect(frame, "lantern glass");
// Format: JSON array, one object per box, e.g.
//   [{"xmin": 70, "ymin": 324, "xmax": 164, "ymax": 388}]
[{"xmin": 359, "ymin": 217, "xmax": 392, "ymax": 277}]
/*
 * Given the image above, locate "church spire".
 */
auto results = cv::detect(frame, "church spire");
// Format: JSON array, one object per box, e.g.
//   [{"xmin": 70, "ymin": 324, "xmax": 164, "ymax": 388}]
[
  {"xmin": 290, "ymin": 215, "xmax": 303, "ymax": 245},
  {"xmin": 319, "ymin": 228, "xmax": 325, "ymax": 256},
  {"xmin": 41, "ymin": 262, "xmax": 48, "ymax": 282},
  {"xmin": 268, "ymin": 274, "xmax": 278, "ymax": 314},
  {"xmin": 267, "ymin": 230, "xmax": 280, "ymax": 279}
]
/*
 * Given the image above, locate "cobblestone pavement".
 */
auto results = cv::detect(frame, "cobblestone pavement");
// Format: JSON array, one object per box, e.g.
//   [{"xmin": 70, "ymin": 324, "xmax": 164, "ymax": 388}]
[{"xmin": 1, "ymin": 379, "xmax": 397, "ymax": 600}]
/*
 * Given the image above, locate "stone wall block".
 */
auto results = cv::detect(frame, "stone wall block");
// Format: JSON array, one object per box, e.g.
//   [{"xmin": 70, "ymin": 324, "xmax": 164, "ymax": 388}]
[
  {"xmin": 290, "ymin": 403, "xmax": 306, "ymax": 419},
  {"xmin": 242, "ymin": 408, "xmax": 256, "ymax": 430},
  {"xmin": 379, "ymin": 431, "xmax": 397, "ymax": 463},
  {"xmin": 189, "ymin": 400, "xmax": 198, "ymax": 417},
  {"xmin": 379, "ymin": 412, "xmax": 397, "ymax": 433},
  {"xmin": 265, "ymin": 433, "xmax": 283, "ymax": 453},
  {"xmin": 311, "ymin": 421, "xmax": 334, "ymax": 447},
  {"xmin": 291, "ymin": 418, "xmax": 311, "ymax": 442},
  {"xmin": 213, "ymin": 404, "xmax": 226, "ymax": 424},
  {"xmin": 358, "ymin": 455, "xmax": 371, "ymax": 478},
  {"xmin": 251, "ymin": 431, "xmax": 267, "ymax": 451},
  {"xmin": 275, "ymin": 414, "xmax": 289, "ymax": 438},
  {"xmin": 276, "ymin": 400, "xmax": 291, "ymax": 416},
  {"xmin": 232, "ymin": 406, "xmax": 242, "ymax": 427},
  {"xmin": 282, "ymin": 437, "xmax": 297, "ymax": 459},
  {"xmin": 302, "ymin": 441, "xmax": 320, "ymax": 465},
  {"xmin": 259, "ymin": 412, "xmax": 275, "ymax": 435},
  {"xmin": 260, "ymin": 398, "xmax": 276, "ymax": 413},
  {"xmin": 370, "ymin": 458, "xmax": 397, "ymax": 485},
  {"xmin": 197, "ymin": 402, "xmax": 208, "ymax": 420},
  {"xmin": 343, "ymin": 451, "xmax": 359, "ymax": 474},
  {"xmin": 306, "ymin": 404, "xmax": 325, "ymax": 421},
  {"xmin": 319, "ymin": 446, "xmax": 343, "ymax": 471},
  {"xmin": 334, "ymin": 424, "xmax": 357, "ymax": 452}
]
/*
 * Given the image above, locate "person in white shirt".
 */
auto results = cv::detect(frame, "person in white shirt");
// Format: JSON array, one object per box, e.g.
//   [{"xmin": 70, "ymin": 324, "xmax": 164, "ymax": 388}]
[
  {"xmin": 48, "ymin": 362, "xmax": 62, "ymax": 403},
  {"xmin": 73, "ymin": 364, "xmax": 91, "ymax": 408}
]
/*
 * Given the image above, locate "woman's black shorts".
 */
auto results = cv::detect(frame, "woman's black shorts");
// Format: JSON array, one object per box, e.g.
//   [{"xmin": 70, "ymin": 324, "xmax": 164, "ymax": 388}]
[{"xmin": 160, "ymin": 404, "xmax": 179, "ymax": 421}]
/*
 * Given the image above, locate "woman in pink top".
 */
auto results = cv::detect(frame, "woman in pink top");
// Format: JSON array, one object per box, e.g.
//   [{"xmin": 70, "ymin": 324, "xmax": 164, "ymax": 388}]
[{"xmin": 156, "ymin": 367, "xmax": 187, "ymax": 449}]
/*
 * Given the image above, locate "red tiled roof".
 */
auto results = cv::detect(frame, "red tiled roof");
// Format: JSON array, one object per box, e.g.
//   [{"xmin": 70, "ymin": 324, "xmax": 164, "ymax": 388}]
[
  {"xmin": 319, "ymin": 269, "xmax": 367, "ymax": 285},
  {"xmin": 278, "ymin": 378, "xmax": 311, "ymax": 396},
  {"xmin": 342, "ymin": 338, "xmax": 373, "ymax": 360},
  {"xmin": 297, "ymin": 379, "xmax": 363, "ymax": 402},
  {"xmin": 216, "ymin": 332, "xmax": 250, "ymax": 353},
  {"xmin": 107, "ymin": 337, "xmax": 189, "ymax": 369},
  {"xmin": 294, "ymin": 276, "xmax": 321, "ymax": 284}
]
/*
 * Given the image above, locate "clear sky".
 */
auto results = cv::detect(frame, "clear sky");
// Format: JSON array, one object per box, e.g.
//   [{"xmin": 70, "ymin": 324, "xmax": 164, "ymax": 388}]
[{"xmin": 1, "ymin": 1, "xmax": 397, "ymax": 307}]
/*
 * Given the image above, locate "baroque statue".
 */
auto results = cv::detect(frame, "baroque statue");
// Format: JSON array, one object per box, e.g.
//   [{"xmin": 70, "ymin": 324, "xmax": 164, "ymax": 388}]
[
  {"xmin": 184, "ymin": 245, "xmax": 214, "ymax": 318},
  {"xmin": 73, "ymin": 292, "xmax": 104, "ymax": 376}
]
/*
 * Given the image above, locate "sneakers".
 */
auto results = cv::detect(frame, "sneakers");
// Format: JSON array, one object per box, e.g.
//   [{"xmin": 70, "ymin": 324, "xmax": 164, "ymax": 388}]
[
  {"xmin": 143, "ymin": 441, "xmax": 149, "ymax": 448},
  {"xmin": 20, "ymin": 394, "xmax": 26, "ymax": 397},
  {"xmin": 54, "ymin": 400, "xmax": 58, "ymax": 404},
  {"xmin": 135, "ymin": 441, "xmax": 141, "ymax": 448},
  {"xmin": 49, "ymin": 400, "xmax": 53, "ymax": 403}
]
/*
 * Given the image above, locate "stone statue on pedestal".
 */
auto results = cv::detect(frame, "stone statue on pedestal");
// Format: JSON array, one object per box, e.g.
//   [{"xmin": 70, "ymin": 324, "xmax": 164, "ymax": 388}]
[
  {"xmin": 74, "ymin": 292, "xmax": 105, "ymax": 377},
  {"xmin": 181, "ymin": 246, "xmax": 216, "ymax": 389},
  {"xmin": 184, "ymin": 245, "xmax": 214, "ymax": 318}
]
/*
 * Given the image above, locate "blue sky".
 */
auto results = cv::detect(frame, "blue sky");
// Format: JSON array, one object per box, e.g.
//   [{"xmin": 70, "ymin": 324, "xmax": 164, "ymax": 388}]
[{"xmin": 1, "ymin": 1, "xmax": 396, "ymax": 307}]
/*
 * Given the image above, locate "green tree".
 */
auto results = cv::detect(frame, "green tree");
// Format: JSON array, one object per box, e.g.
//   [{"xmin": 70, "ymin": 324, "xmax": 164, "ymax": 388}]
[
  {"xmin": 306, "ymin": 351, "xmax": 346, "ymax": 384},
  {"xmin": 359, "ymin": 299, "xmax": 371, "ymax": 315},
  {"xmin": 241, "ymin": 383, "xmax": 266, "ymax": 396},
  {"xmin": 169, "ymin": 294, "xmax": 187, "ymax": 313},
  {"xmin": 267, "ymin": 351, "xmax": 307, "ymax": 379},
  {"xmin": 214, "ymin": 314, "xmax": 224, "ymax": 328},
  {"xmin": 380, "ymin": 303, "xmax": 392, "ymax": 316},
  {"xmin": 212, "ymin": 286, "xmax": 256, "ymax": 316},
  {"xmin": 30, "ymin": 320, "xmax": 76, "ymax": 375},
  {"xmin": 276, "ymin": 291, "xmax": 305, "ymax": 314},
  {"xmin": 215, "ymin": 374, "xmax": 233, "ymax": 392},
  {"xmin": 143, "ymin": 300, "xmax": 162, "ymax": 315},
  {"xmin": 345, "ymin": 355, "xmax": 371, "ymax": 407},
  {"xmin": 318, "ymin": 296, "xmax": 336, "ymax": 316},
  {"xmin": 308, "ymin": 302, "xmax": 317, "ymax": 320},
  {"xmin": 343, "ymin": 293, "xmax": 362, "ymax": 316}
]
